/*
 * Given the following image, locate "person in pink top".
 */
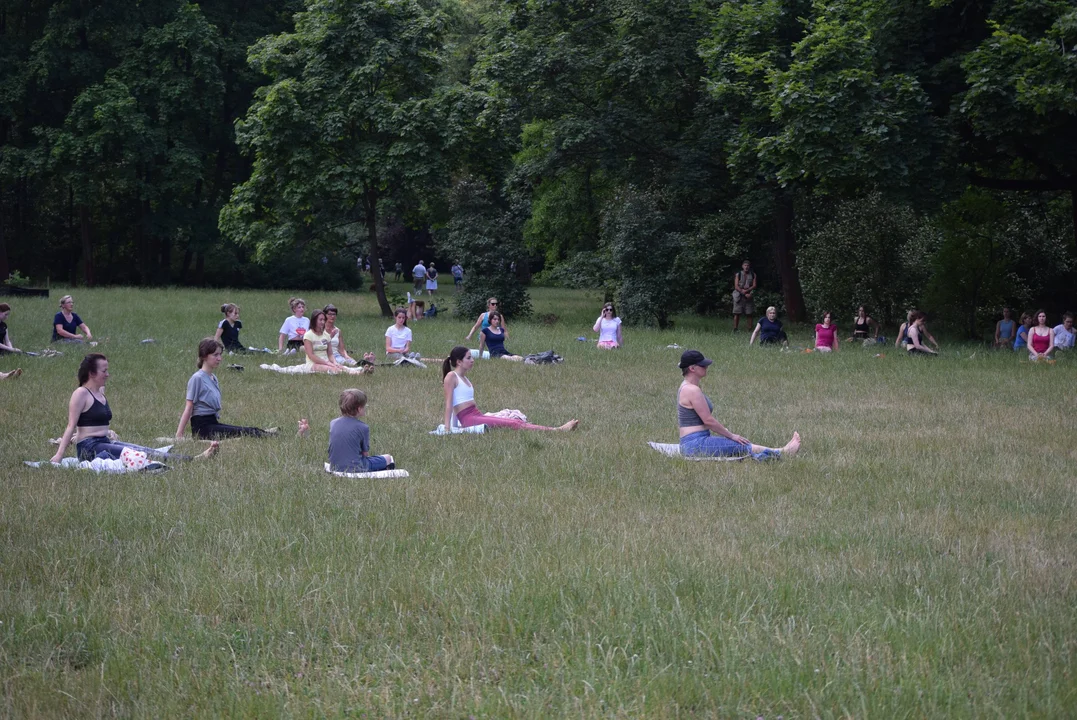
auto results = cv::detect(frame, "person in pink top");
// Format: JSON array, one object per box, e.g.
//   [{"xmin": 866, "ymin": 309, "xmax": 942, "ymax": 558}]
[
  {"xmin": 814, "ymin": 312, "xmax": 839, "ymax": 352},
  {"xmin": 1027, "ymin": 309, "xmax": 1055, "ymax": 361}
]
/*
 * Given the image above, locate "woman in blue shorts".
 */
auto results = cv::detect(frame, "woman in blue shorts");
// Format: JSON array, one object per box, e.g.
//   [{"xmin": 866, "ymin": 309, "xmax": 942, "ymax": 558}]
[{"xmin": 677, "ymin": 349, "xmax": 800, "ymax": 460}]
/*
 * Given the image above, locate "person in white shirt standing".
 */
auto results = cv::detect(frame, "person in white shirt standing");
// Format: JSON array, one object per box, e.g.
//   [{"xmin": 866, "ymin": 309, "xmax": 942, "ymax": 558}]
[
  {"xmin": 1053, "ymin": 312, "xmax": 1075, "ymax": 350},
  {"xmin": 412, "ymin": 260, "xmax": 426, "ymax": 293}
]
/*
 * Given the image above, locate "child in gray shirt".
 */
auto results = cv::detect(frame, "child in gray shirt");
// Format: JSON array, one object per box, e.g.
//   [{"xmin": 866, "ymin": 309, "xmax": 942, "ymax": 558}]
[{"xmin": 328, "ymin": 389, "xmax": 394, "ymax": 473}]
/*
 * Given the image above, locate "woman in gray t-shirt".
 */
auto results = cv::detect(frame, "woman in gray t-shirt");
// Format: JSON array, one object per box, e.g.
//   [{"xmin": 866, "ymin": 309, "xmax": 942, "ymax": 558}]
[{"xmin": 176, "ymin": 338, "xmax": 281, "ymax": 440}]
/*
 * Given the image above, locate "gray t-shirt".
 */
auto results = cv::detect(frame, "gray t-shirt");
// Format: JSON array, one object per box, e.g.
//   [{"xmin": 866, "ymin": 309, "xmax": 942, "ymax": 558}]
[
  {"xmin": 328, "ymin": 415, "xmax": 370, "ymax": 472},
  {"xmin": 186, "ymin": 370, "xmax": 222, "ymax": 417}
]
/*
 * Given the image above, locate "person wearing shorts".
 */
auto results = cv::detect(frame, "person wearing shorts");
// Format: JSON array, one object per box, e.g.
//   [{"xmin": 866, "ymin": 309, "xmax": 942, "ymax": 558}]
[{"xmin": 732, "ymin": 260, "xmax": 756, "ymax": 332}]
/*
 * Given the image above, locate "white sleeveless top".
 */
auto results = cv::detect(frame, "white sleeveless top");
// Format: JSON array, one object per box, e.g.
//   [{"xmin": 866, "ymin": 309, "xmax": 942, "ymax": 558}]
[{"xmin": 451, "ymin": 372, "xmax": 475, "ymax": 406}]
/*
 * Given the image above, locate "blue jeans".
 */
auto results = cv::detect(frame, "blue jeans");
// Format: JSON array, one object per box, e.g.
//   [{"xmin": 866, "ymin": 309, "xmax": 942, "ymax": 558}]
[
  {"xmin": 679, "ymin": 430, "xmax": 780, "ymax": 461},
  {"xmin": 76, "ymin": 436, "xmax": 190, "ymax": 462},
  {"xmin": 331, "ymin": 455, "xmax": 389, "ymax": 473}
]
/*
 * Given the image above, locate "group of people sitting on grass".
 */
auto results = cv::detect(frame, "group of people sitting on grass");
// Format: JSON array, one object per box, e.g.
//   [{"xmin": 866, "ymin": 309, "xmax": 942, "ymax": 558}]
[{"xmin": 994, "ymin": 308, "xmax": 1073, "ymax": 360}]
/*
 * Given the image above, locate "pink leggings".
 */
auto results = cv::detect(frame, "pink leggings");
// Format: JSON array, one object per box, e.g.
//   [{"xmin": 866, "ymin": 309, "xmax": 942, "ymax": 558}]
[{"xmin": 455, "ymin": 405, "xmax": 559, "ymax": 431}]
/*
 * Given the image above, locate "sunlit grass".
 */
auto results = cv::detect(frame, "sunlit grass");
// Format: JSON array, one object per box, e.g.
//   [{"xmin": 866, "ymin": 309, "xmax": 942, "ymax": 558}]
[{"xmin": 1, "ymin": 285, "xmax": 1075, "ymax": 717}]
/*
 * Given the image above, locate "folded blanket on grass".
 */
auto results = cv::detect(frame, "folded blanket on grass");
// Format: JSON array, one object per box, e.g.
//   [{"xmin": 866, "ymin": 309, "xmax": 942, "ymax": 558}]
[
  {"xmin": 322, "ymin": 462, "xmax": 409, "ymax": 479},
  {"xmin": 260, "ymin": 363, "xmax": 316, "ymax": 374},
  {"xmin": 647, "ymin": 441, "xmax": 748, "ymax": 462},
  {"xmin": 25, "ymin": 445, "xmax": 173, "ymax": 474}
]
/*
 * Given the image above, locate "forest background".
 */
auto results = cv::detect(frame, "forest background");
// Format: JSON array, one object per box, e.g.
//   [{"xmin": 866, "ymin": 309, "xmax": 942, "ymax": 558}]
[{"xmin": 2, "ymin": 0, "xmax": 1075, "ymax": 336}]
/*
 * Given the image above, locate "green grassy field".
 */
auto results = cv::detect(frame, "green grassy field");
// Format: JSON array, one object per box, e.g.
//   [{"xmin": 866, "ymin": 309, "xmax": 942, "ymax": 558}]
[{"xmin": 1, "ymin": 285, "xmax": 1075, "ymax": 717}]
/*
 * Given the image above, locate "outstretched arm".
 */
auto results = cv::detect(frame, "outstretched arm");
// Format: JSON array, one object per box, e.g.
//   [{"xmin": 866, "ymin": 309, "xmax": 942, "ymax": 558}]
[
  {"xmin": 465, "ymin": 313, "xmax": 483, "ymax": 340},
  {"xmin": 443, "ymin": 374, "xmax": 457, "ymax": 429},
  {"xmin": 176, "ymin": 400, "xmax": 195, "ymax": 439},
  {"xmin": 749, "ymin": 323, "xmax": 761, "ymax": 346}
]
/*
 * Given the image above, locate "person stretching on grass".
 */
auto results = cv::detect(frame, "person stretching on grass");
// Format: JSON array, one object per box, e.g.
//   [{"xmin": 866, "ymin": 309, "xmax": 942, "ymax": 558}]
[
  {"xmin": 903, "ymin": 311, "xmax": 937, "ymax": 356},
  {"xmin": 328, "ymin": 389, "xmax": 395, "ymax": 473},
  {"xmin": 442, "ymin": 346, "xmax": 579, "ymax": 432},
  {"xmin": 52, "ymin": 353, "xmax": 219, "ymax": 464},
  {"xmin": 677, "ymin": 349, "xmax": 799, "ymax": 460},
  {"xmin": 749, "ymin": 306, "xmax": 788, "ymax": 346},
  {"xmin": 176, "ymin": 338, "xmax": 292, "ymax": 440}
]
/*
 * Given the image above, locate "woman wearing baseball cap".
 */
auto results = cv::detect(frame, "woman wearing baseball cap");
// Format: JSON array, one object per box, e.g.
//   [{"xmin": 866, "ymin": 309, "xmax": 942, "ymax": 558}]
[{"xmin": 677, "ymin": 349, "xmax": 800, "ymax": 460}]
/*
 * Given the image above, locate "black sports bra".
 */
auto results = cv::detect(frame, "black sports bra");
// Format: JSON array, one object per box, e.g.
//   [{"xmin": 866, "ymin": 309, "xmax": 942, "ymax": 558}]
[{"xmin": 77, "ymin": 390, "xmax": 112, "ymax": 427}]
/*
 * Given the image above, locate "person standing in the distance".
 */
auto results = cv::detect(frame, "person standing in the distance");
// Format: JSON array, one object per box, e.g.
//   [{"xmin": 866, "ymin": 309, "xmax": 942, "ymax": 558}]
[
  {"xmin": 0, "ymin": 303, "xmax": 22, "ymax": 355},
  {"xmin": 994, "ymin": 307, "xmax": 1016, "ymax": 349},
  {"xmin": 412, "ymin": 259, "xmax": 427, "ymax": 294},
  {"xmin": 425, "ymin": 263, "xmax": 439, "ymax": 296},
  {"xmin": 732, "ymin": 260, "xmax": 756, "ymax": 332},
  {"xmin": 394, "ymin": 262, "xmax": 402, "ymax": 281},
  {"xmin": 593, "ymin": 303, "xmax": 623, "ymax": 349},
  {"xmin": 53, "ymin": 295, "xmax": 93, "ymax": 343},
  {"xmin": 1027, "ymin": 310, "xmax": 1055, "ymax": 361},
  {"xmin": 1052, "ymin": 312, "xmax": 1074, "ymax": 350},
  {"xmin": 451, "ymin": 261, "xmax": 464, "ymax": 292}
]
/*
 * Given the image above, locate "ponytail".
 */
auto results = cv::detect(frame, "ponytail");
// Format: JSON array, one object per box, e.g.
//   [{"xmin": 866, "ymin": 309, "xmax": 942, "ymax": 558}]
[{"xmin": 443, "ymin": 346, "xmax": 469, "ymax": 378}]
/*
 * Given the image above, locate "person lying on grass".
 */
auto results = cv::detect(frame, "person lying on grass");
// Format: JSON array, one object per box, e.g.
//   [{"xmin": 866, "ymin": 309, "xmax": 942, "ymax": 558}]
[
  {"xmin": 442, "ymin": 346, "xmax": 579, "ymax": 432},
  {"xmin": 677, "ymin": 349, "xmax": 799, "ymax": 460},
  {"xmin": 52, "ymin": 353, "xmax": 218, "ymax": 464},
  {"xmin": 479, "ymin": 311, "xmax": 523, "ymax": 361},
  {"xmin": 304, "ymin": 310, "xmax": 370, "ymax": 375},
  {"xmin": 177, "ymin": 338, "xmax": 290, "ymax": 440},
  {"xmin": 328, "ymin": 388, "xmax": 394, "ymax": 473}
]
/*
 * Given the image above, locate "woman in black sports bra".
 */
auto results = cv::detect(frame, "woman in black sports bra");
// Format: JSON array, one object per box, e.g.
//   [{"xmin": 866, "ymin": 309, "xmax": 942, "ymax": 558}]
[
  {"xmin": 847, "ymin": 306, "xmax": 878, "ymax": 342},
  {"xmin": 51, "ymin": 354, "xmax": 219, "ymax": 464}
]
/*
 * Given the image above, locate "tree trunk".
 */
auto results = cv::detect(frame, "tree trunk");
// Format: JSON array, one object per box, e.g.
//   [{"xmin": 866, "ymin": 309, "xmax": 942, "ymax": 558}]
[
  {"xmin": 79, "ymin": 204, "xmax": 94, "ymax": 286},
  {"xmin": 180, "ymin": 247, "xmax": 193, "ymax": 283},
  {"xmin": 771, "ymin": 190, "xmax": 805, "ymax": 322},
  {"xmin": 0, "ymin": 178, "xmax": 8, "ymax": 282},
  {"xmin": 195, "ymin": 251, "xmax": 205, "ymax": 286},
  {"xmin": 364, "ymin": 188, "xmax": 392, "ymax": 317}
]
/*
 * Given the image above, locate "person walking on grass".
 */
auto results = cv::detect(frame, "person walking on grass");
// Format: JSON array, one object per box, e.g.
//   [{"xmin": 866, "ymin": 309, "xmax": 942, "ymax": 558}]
[
  {"xmin": 451, "ymin": 261, "xmax": 464, "ymax": 291},
  {"xmin": 278, "ymin": 297, "xmax": 309, "ymax": 354},
  {"xmin": 442, "ymin": 346, "xmax": 579, "ymax": 431},
  {"xmin": 176, "ymin": 338, "xmax": 289, "ymax": 439},
  {"xmin": 732, "ymin": 260, "xmax": 756, "ymax": 332},
  {"xmin": 1027, "ymin": 310, "xmax": 1055, "ymax": 361},
  {"xmin": 1053, "ymin": 312, "xmax": 1075, "ymax": 350},
  {"xmin": 994, "ymin": 307, "xmax": 1016, "ymax": 349},
  {"xmin": 0, "ymin": 303, "xmax": 21, "ymax": 355},
  {"xmin": 53, "ymin": 295, "xmax": 93, "ymax": 343},
  {"xmin": 52, "ymin": 353, "xmax": 218, "ymax": 464},
  {"xmin": 677, "ymin": 350, "xmax": 799, "ymax": 460},
  {"xmin": 328, "ymin": 389, "xmax": 395, "ymax": 473}
]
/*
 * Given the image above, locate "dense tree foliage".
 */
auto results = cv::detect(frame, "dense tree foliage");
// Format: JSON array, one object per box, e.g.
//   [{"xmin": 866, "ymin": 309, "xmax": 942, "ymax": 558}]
[{"xmin": 2, "ymin": 0, "xmax": 1074, "ymax": 336}]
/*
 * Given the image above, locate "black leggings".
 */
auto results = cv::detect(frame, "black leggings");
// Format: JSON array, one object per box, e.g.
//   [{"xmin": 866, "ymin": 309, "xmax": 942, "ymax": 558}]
[{"xmin": 191, "ymin": 414, "xmax": 270, "ymax": 439}]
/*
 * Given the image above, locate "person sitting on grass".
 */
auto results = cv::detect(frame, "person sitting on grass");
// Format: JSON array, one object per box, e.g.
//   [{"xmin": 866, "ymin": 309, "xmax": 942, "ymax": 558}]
[
  {"xmin": 176, "ymin": 338, "xmax": 288, "ymax": 440},
  {"xmin": 749, "ymin": 306, "xmax": 788, "ymax": 346},
  {"xmin": 677, "ymin": 349, "xmax": 799, "ymax": 460},
  {"xmin": 305, "ymin": 310, "xmax": 369, "ymax": 375},
  {"xmin": 897, "ymin": 308, "xmax": 941, "ymax": 352},
  {"xmin": 0, "ymin": 302, "xmax": 21, "ymax": 355},
  {"xmin": 1053, "ymin": 312, "xmax": 1075, "ymax": 350},
  {"xmin": 1027, "ymin": 310, "xmax": 1055, "ymax": 361},
  {"xmin": 442, "ymin": 346, "xmax": 579, "ymax": 432},
  {"xmin": 1013, "ymin": 312, "xmax": 1033, "ymax": 352},
  {"xmin": 848, "ymin": 306, "xmax": 879, "ymax": 342},
  {"xmin": 994, "ymin": 307, "xmax": 1016, "ymax": 349},
  {"xmin": 51, "ymin": 353, "xmax": 218, "ymax": 464},
  {"xmin": 277, "ymin": 297, "xmax": 309, "ymax": 354},
  {"xmin": 814, "ymin": 312, "xmax": 839, "ymax": 352},
  {"xmin": 465, "ymin": 298, "xmax": 505, "ymax": 342},
  {"xmin": 385, "ymin": 307, "xmax": 419, "ymax": 362},
  {"xmin": 328, "ymin": 388, "xmax": 395, "ymax": 473},
  {"xmin": 903, "ymin": 311, "xmax": 938, "ymax": 356},
  {"xmin": 324, "ymin": 304, "xmax": 375, "ymax": 367},
  {"xmin": 593, "ymin": 303, "xmax": 623, "ymax": 349},
  {"xmin": 480, "ymin": 311, "xmax": 523, "ymax": 361},
  {"xmin": 53, "ymin": 295, "xmax": 93, "ymax": 343},
  {"xmin": 215, "ymin": 303, "xmax": 244, "ymax": 353}
]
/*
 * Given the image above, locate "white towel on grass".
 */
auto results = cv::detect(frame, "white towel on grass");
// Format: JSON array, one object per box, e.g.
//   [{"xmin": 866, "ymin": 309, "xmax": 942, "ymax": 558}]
[
  {"xmin": 647, "ymin": 441, "xmax": 747, "ymax": 462},
  {"xmin": 322, "ymin": 462, "xmax": 410, "ymax": 479},
  {"xmin": 429, "ymin": 424, "xmax": 486, "ymax": 435},
  {"xmin": 260, "ymin": 363, "xmax": 317, "ymax": 374}
]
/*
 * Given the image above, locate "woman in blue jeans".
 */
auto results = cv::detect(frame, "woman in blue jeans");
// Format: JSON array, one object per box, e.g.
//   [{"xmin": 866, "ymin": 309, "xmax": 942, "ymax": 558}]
[
  {"xmin": 676, "ymin": 349, "xmax": 800, "ymax": 460},
  {"xmin": 51, "ymin": 353, "xmax": 219, "ymax": 464}
]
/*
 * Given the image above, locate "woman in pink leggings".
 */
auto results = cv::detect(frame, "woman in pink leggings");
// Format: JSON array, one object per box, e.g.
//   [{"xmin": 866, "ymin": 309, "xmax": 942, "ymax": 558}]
[{"xmin": 442, "ymin": 346, "xmax": 579, "ymax": 432}]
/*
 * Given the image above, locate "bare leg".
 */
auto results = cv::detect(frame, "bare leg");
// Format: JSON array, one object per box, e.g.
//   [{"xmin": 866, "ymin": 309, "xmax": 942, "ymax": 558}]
[
  {"xmin": 0, "ymin": 368, "xmax": 22, "ymax": 380},
  {"xmin": 747, "ymin": 431, "xmax": 800, "ymax": 457}
]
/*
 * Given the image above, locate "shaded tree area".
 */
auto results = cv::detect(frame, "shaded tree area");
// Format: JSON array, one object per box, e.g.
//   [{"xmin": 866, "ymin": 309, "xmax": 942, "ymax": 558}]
[{"xmin": 3, "ymin": 0, "xmax": 1075, "ymax": 336}]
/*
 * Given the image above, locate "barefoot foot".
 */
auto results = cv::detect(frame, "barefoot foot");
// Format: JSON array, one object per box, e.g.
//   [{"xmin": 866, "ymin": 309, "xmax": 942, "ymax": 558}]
[
  {"xmin": 297, "ymin": 418, "xmax": 311, "ymax": 437},
  {"xmin": 198, "ymin": 441, "xmax": 221, "ymax": 459},
  {"xmin": 560, "ymin": 419, "xmax": 580, "ymax": 431},
  {"xmin": 782, "ymin": 431, "xmax": 801, "ymax": 457}
]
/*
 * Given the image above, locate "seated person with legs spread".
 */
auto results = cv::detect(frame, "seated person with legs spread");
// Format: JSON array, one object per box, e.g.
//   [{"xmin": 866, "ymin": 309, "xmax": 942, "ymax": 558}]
[
  {"xmin": 177, "ymin": 338, "xmax": 284, "ymax": 440},
  {"xmin": 676, "ymin": 350, "xmax": 799, "ymax": 460},
  {"xmin": 480, "ymin": 312, "xmax": 522, "ymax": 361},
  {"xmin": 53, "ymin": 295, "xmax": 93, "ymax": 343},
  {"xmin": 442, "ymin": 346, "xmax": 579, "ymax": 432},
  {"xmin": 385, "ymin": 308, "xmax": 417, "ymax": 361},
  {"xmin": 215, "ymin": 303, "xmax": 244, "ymax": 352},
  {"xmin": 51, "ymin": 353, "xmax": 218, "ymax": 464},
  {"xmin": 328, "ymin": 389, "xmax": 394, "ymax": 473},
  {"xmin": 749, "ymin": 306, "xmax": 788, "ymax": 346}
]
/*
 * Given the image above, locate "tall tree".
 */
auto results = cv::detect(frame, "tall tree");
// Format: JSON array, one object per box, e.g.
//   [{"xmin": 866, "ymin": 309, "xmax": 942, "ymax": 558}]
[{"xmin": 220, "ymin": 0, "xmax": 448, "ymax": 316}]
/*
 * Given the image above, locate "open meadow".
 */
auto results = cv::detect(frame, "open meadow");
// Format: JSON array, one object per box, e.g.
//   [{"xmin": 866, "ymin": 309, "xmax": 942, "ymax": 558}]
[{"xmin": 1, "ymin": 285, "xmax": 1075, "ymax": 717}]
